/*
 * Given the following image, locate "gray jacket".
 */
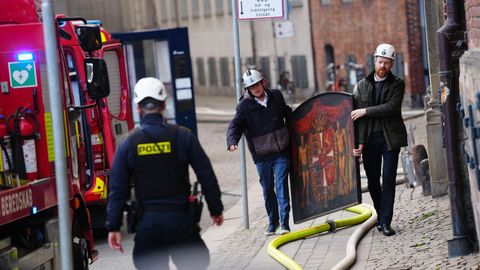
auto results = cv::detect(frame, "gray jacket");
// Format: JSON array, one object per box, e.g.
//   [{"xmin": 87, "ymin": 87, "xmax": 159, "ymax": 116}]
[{"xmin": 353, "ymin": 71, "xmax": 408, "ymax": 150}]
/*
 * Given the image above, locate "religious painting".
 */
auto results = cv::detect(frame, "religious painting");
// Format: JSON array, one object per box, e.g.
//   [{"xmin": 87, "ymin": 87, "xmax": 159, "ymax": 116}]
[{"xmin": 288, "ymin": 92, "xmax": 361, "ymax": 224}]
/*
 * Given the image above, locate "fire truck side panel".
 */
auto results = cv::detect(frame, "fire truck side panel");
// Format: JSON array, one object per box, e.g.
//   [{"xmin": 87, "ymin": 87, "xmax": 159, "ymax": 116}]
[
  {"xmin": 0, "ymin": 179, "xmax": 56, "ymax": 225},
  {"xmin": 0, "ymin": 23, "xmax": 74, "ymax": 225}
]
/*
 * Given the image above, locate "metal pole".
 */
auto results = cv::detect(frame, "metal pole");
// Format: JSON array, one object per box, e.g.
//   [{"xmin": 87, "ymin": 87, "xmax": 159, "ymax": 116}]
[
  {"xmin": 272, "ymin": 21, "xmax": 279, "ymax": 88},
  {"xmin": 231, "ymin": 0, "xmax": 249, "ymax": 229},
  {"xmin": 41, "ymin": 1, "xmax": 73, "ymax": 269},
  {"xmin": 249, "ymin": 21, "xmax": 257, "ymax": 65}
]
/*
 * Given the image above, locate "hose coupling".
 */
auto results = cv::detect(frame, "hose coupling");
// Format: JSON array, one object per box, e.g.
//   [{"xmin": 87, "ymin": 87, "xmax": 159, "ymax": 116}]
[{"xmin": 326, "ymin": 220, "xmax": 337, "ymax": 232}]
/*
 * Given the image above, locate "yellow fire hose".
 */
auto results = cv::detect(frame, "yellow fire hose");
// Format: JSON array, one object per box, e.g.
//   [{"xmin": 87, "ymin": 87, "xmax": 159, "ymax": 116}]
[{"xmin": 267, "ymin": 203, "xmax": 377, "ymax": 270}]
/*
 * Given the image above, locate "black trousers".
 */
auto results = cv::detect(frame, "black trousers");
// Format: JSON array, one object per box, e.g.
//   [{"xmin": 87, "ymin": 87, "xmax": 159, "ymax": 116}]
[
  {"xmin": 133, "ymin": 211, "xmax": 209, "ymax": 270},
  {"xmin": 363, "ymin": 132, "xmax": 400, "ymax": 226}
]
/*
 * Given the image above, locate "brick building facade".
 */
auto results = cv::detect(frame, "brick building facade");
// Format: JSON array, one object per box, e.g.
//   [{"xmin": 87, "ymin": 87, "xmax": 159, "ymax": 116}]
[
  {"xmin": 465, "ymin": 0, "xmax": 480, "ymax": 47},
  {"xmin": 309, "ymin": 0, "xmax": 426, "ymax": 107}
]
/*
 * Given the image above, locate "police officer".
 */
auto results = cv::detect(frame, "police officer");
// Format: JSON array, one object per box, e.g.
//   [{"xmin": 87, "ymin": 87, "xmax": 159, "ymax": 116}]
[{"xmin": 106, "ymin": 77, "xmax": 224, "ymax": 269}]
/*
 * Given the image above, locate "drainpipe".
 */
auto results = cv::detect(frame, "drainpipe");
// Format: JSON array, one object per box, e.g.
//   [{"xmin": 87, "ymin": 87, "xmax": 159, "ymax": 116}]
[
  {"xmin": 307, "ymin": 0, "xmax": 319, "ymax": 94},
  {"xmin": 437, "ymin": 0, "xmax": 475, "ymax": 257}
]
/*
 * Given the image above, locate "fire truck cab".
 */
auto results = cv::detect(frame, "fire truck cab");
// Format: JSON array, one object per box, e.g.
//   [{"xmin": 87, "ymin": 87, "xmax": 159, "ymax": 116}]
[{"xmin": 0, "ymin": 1, "xmax": 133, "ymax": 269}]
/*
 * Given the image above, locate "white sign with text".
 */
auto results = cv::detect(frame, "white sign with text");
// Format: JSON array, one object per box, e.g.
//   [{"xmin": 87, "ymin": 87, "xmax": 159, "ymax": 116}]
[{"xmin": 237, "ymin": 0, "xmax": 284, "ymax": 20}]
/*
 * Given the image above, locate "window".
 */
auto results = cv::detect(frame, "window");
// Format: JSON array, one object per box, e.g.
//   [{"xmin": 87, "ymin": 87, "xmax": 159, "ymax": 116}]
[
  {"xmin": 245, "ymin": 57, "xmax": 254, "ymax": 68},
  {"xmin": 321, "ymin": 0, "xmax": 331, "ymax": 5},
  {"xmin": 393, "ymin": 53, "xmax": 404, "ymax": 79},
  {"xmin": 215, "ymin": 0, "xmax": 224, "ymax": 15},
  {"xmin": 104, "ymin": 51, "xmax": 122, "ymax": 117},
  {"xmin": 342, "ymin": 0, "xmax": 353, "ymax": 3},
  {"xmin": 324, "ymin": 44, "xmax": 335, "ymax": 65},
  {"xmin": 180, "ymin": 0, "xmax": 188, "ymax": 19},
  {"xmin": 204, "ymin": 0, "xmax": 211, "ymax": 17},
  {"xmin": 259, "ymin": 57, "xmax": 270, "ymax": 84},
  {"xmin": 232, "ymin": 57, "xmax": 243, "ymax": 82},
  {"xmin": 196, "ymin": 58, "xmax": 206, "ymax": 86},
  {"xmin": 277, "ymin": 57, "xmax": 286, "ymax": 75},
  {"xmin": 160, "ymin": 0, "xmax": 168, "ymax": 22},
  {"xmin": 345, "ymin": 55, "xmax": 357, "ymax": 87},
  {"xmin": 367, "ymin": 55, "xmax": 374, "ymax": 73},
  {"xmin": 208, "ymin": 57, "xmax": 217, "ymax": 86},
  {"xmin": 192, "ymin": 0, "xmax": 200, "ymax": 18},
  {"xmin": 291, "ymin": 55, "xmax": 308, "ymax": 88},
  {"xmin": 220, "ymin": 57, "xmax": 230, "ymax": 86}
]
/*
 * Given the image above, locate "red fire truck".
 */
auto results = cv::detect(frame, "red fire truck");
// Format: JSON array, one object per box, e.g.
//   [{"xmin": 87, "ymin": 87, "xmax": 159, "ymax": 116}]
[{"xmin": 0, "ymin": 1, "xmax": 133, "ymax": 269}]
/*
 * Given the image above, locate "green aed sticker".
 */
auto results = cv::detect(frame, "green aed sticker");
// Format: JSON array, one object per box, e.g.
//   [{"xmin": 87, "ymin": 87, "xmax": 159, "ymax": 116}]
[{"xmin": 8, "ymin": 61, "xmax": 37, "ymax": 88}]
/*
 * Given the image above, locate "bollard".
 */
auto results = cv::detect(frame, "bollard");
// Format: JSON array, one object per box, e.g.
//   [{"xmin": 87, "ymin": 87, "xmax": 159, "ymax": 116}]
[
  {"xmin": 420, "ymin": 159, "xmax": 431, "ymax": 196},
  {"xmin": 401, "ymin": 150, "xmax": 416, "ymax": 188},
  {"xmin": 412, "ymin": 145, "xmax": 429, "ymax": 186}
]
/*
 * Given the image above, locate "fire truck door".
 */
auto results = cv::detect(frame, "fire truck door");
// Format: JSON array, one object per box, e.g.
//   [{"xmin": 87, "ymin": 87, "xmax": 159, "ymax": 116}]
[
  {"xmin": 63, "ymin": 61, "xmax": 80, "ymax": 181},
  {"xmin": 66, "ymin": 53, "xmax": 92, "ymax": 189},
  {"xmin": 103, "ymin": 48, "xmax": 132, "ymax": 146}
]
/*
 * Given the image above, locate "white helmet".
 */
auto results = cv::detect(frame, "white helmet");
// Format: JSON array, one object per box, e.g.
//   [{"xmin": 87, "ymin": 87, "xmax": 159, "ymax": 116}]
[
  {"xmin": 133, "ymin": 77, "xmax": 167, "ymax": 104},
  {"xmin": 374, "ymin": 43, "xmax": 396, "ymax": 60},
  {"xmin": 242, "ymin": 69, "xmax": 263, "ymax": 88}
]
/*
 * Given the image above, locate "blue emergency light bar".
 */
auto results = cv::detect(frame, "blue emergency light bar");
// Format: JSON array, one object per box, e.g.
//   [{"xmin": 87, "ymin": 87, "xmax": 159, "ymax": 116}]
[
  {"xmin": 87, "ymin": 20, "xmax": 103, "ymax": 26},
  {"xmin": 17, "ymin": 53, "xmax": 34, "ymax": 61}
]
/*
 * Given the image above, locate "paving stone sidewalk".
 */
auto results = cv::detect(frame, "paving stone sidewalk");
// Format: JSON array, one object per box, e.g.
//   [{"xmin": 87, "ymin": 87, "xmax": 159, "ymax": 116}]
[
  {"xmin": 203, "ymin": 183, "xmax": 480, "ymax": 270},
  {"xmin": 197, "ymin": 94, "xmax": 480, "ymax": 270}
]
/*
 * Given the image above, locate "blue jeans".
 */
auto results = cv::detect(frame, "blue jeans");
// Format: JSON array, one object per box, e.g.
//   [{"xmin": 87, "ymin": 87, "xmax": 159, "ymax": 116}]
[
  {"xmin": 256, "ymin": 154, "xmax": 291, "ymax": 227},
  {"xmin": 133, "ymin": 211, "xmax": 209, "ymax": 270}
]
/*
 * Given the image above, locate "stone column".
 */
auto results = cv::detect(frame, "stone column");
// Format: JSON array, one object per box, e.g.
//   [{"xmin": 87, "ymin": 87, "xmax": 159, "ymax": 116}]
[{"xmin": 423, "ymin": 0, "xmax": 448, "ymax": 197}]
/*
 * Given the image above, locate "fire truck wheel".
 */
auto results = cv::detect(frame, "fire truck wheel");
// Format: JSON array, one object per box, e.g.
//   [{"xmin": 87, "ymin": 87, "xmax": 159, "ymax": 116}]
[{"xmin": 73, "ymin": 236, "xmax": 89, "ymax": 270}]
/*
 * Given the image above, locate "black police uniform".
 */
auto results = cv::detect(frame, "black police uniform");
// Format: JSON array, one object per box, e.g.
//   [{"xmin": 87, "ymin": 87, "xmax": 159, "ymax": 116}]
[{"xmin": 106, "ymin": 113, "xmax": 223, "ymax": 270}]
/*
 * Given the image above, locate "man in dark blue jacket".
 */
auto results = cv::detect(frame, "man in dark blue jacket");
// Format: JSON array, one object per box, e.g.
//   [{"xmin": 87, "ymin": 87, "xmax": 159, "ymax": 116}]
[
  {"xmin": 106, "ymin": 77, "xmax": 224, "ymax": 269},
  {"xmin": 227, "ymin": 69, "xmax": 292, "ymax": 236}
]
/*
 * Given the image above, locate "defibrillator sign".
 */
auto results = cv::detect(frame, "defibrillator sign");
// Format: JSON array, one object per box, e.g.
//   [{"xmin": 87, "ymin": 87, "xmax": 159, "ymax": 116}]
[
  {"xmin": 8, "ymin": 60, "xmax": 37, "ymax": 88},
  {"xmin": 138, "ymin": 142, "xmax": 171, "ymax": 155}
]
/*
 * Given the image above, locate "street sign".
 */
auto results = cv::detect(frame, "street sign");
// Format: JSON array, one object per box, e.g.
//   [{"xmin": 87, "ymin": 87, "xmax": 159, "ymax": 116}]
[
  {"xmin": 275, "ymin": 21, "xmax": 294, "ymax": 38},
  {"xmin": 237, "ymin": 0, "xmax": 284, "ymax": 20},
  {"xmin": 8, "ymin": 61, "xmax": 37, "ymax": 88}
]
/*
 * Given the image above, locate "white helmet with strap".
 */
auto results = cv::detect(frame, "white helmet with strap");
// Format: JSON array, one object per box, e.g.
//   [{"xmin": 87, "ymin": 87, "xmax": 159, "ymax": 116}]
[
  {"xmin": 374, "ymin": 43, "xmax": 396, "ymax": 60},
  {"xmin": 242, "ymin": 69, "xmax": 263, "ymax": 88},
  {"xmin": 133, "ymin": 77, "xmax": 167, "ymax": 104}
]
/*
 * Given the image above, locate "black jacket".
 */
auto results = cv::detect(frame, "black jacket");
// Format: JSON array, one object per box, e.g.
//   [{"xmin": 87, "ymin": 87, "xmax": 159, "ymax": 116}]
[
  {"xmin": 353, "ymin": 71, "xmax": 408, "ymax": 150},
  {"xmin": 106, "ymin": 113, "xmax": 223, "ymax": 232},
  {"xmin": 227, "ymin": 89, "xmax": 292, "ymax": 163}
]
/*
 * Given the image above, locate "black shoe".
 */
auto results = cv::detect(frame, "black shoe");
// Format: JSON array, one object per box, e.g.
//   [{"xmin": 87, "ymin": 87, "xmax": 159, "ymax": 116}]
[
  {"xmin": 381, "ymin": 224, "xmax": 396, "ymax": 236},
  {"xmin": 376, "ymin": 223, "xmax": 382, "ymax": 231}
]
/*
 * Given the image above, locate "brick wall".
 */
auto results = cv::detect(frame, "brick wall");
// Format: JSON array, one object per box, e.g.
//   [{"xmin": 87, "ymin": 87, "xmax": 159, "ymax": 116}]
[
  {"xmin": 406, "ymin": 0, "xmax": 426, "ymax": 106},
  {"xmin": 465, "ymin": 0, "xmax": 480, "ymax": 48},
  {"xmin": 310, "ymin": 0, "xmax": 425, "ymax": 107}
]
